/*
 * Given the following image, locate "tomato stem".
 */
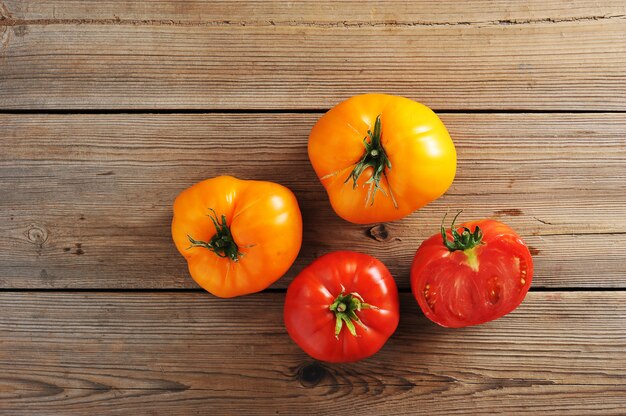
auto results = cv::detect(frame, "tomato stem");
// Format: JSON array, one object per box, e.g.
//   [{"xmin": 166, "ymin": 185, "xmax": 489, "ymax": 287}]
[
  {"xmin": 344, "ymin": 115, "xmax": 396, "ymax": 207},
  {"xmin": 463, "ymin": 246, "xmax": 480, "ymax": 271},
  {"xmin": 187, "ymin": 208, "xmax": 242, "ymax": 262},
  {"xmin": 328, "ymin": 291, "xmax": 377, "ymax": 339},
  {"xmin": 441, "ymin": 210, "xmax": 483, "ymax": 252}
]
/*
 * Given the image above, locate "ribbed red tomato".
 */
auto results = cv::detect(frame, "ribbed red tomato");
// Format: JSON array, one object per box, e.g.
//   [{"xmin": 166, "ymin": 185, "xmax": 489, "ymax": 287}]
[
  {"xmin": 284, "ymin": 251, "xmax": 399, "ymax": 363},
  {"xmin": 410, "ymin": 214, "xmax": 533, "ymax": 328}
]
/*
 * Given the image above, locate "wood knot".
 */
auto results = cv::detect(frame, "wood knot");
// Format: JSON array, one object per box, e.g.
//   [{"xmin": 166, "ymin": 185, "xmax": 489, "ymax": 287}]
[
  {"xmin": 367, "ymin": 224, "xmax": 390, "ymax": 242},
  {"xmin": 64, "ymin": 243, "xmax": 84, "ymax": 255},
  {"xmin": 298, "ymin": 362, "xmax": 325, "ymax": 388},
  {"xmin": 27, "ymin": 225, "xmax": 48, "ymax": 245},
  {"xmin": 12, "ymin": 25, "xmax": 28, "ymax": 38}
]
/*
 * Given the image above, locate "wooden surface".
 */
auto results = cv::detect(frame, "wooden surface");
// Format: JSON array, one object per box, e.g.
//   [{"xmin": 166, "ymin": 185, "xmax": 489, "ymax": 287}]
[
  {"xmin": 1, "ymin": 113, "xmax": 625, "ymax": 289},
  {"xmin": 0, "ymin": 2, "xmax": 625, "ymax": 110},
  {"xmin": 5, "ymin": 1, "xmax": 626, "ymax": 22},
  {"xmin": 1, "ymin": 1, "xmax": 625, "ymax": 414},
  {"xmin": 1, "ymin": 292, "xmax": 625, "ymax": 415}
]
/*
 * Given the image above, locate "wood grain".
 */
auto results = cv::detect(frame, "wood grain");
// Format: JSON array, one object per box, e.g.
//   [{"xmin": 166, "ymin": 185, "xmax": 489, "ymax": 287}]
[
  {"xmin": 0, "ymin": 291, "xmax": 625, "ymax": 415},
  {"xmin": 1, "ymin": 113, "xmax": 624, "ymax": 289},
  {"xmin": 1, "ymin": 3, "xmax": 623, "ymax": 415},
  {"xmin": 0, "ymin": 12, "xmax": 624, "ymax": 110},
  {"xmin": 4, "ymin": 1, "xmax": 625, "ymax": 24}
]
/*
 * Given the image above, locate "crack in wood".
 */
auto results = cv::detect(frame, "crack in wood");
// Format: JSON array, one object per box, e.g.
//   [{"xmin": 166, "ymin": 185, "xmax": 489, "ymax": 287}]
[
  {"xmin": 533, "ymin": 216, "xmax": 554, "ymax": 225},
  {"xmin": 0, "ymin": 14, "xmax": 624, "ymax": 28}
]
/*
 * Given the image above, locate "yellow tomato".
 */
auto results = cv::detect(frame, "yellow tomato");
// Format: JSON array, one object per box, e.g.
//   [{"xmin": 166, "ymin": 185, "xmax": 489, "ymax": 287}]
[
  {"xmin": 172, "ymin": 176, "xmax": 302, "ymax": 298},
  {"xmin": 308, "ymin": 94, "xmax": 456, "ymax": 224}
]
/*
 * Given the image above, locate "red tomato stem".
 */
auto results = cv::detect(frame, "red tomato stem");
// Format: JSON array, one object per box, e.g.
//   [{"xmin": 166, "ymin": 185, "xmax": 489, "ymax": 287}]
[
  {"xmin": 463, "ymin": 246, "xmax": 480, "ymax": 271},
  {"xmin": 441, "ymin": 210, "xmax": 483, "ymax": 252},
  {"xmin": 328, "ymin": 291, "xmax": 377, "ymax": 339}
]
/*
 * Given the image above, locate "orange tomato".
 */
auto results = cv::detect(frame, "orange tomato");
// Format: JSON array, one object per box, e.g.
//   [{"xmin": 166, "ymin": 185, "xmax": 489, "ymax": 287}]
[
  {"xmin": 171, "ymin": 176, "xmax": 303, "ymax": 298},
  {"xmin": 308, "ymin": 94, "xmax": 456, "ymax": 224}
]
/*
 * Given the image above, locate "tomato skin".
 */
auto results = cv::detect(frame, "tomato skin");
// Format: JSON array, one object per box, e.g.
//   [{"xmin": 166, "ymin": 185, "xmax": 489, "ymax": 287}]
[
  {"xmin": 308, "ymin": 93, "xmax": 456, "ymax": 224},
  {"xmin": 172, "ymin": 176, "xmax": 302, "ymax": 298},
  {"xmin": 284, "ymin": 251, "xmax": 400, "ymax": 363},
  {"xmin": 410, "ymin": 220, "xmax": 533, "ymax": 328}
]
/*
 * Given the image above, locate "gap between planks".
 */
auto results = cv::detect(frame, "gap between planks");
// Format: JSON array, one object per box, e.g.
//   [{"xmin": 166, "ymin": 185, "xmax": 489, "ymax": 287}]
[
  {"xmin": 0, "ymin": 288, "xmax": 622, "ymax": 293},
  {"xmin": 1, "ymin": 14, "xmax": 625, "ymax": 28},
  {"xmin": 2, "ymin": 109, "xmax": 626, "ymax": 115}
]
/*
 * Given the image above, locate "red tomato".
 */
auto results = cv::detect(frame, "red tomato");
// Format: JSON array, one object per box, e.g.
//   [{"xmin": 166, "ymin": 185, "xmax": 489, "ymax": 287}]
[
  {"xmin": 410, "ymin": 214, "xmax": 533, "ymax": 328},
  {"xmin": 284, "ymin": 251, "xmax": 400, "ymax": 363}
]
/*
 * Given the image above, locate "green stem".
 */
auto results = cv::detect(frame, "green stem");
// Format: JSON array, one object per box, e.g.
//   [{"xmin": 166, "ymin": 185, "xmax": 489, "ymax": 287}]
[
  {"xmin": 187, "ymin": 209, "xmax": 242, "ymax": 262},
  {"xmin": 328, "ymin": 290, "xmax": 378, "ymax": 338},
  {"xmin": 345, "ymin": 115, "xmax": 394, "ymax": 207},
  {"xmin": 441, "ymin": 211, "xmax": 483, "ymax": 270},
  {"xmin": 440, "ymin": 210, "xmax": 483, "ymax": 252}
]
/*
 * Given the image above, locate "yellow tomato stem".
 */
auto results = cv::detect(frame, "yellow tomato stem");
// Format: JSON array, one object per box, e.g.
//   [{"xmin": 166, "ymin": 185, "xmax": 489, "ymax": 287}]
[
  {"xmin": 344, "ymin": 114, "xmax": 394, "ymax": 207},
  {"xmin": 187, "ymin": 209, "xmax": 241, "ymax": 262}
]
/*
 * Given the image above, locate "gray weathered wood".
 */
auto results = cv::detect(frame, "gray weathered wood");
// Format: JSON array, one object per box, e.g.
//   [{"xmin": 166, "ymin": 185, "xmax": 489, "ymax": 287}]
[
  {"xmin": 0, "ymin": 291, "xmax": 625, "ymax": 415},
  {"xmin": 0, "ymin": 8, "xmax": 625, "ymax": 110},
  {"xmin": 1, "ymin": 113, "xmax": 624, "ymax": 289},
  {"xmin": 1, "ymin": 3, "xmax": 624, "ymax": 415}
]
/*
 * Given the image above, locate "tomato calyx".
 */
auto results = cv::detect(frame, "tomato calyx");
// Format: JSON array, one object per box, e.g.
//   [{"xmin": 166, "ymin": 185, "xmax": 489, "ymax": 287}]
[
  {"xmin": 328, "ymin": 288, "xmax": 378, "ymax": 339},
  {"xmin": 345, "ymin": 115, "xmax": 397, "ymax": 208},
  {"xmin": 441, "ymin": 211, "xmax": 483, "ymax": 270},
  {"xmin": 187, "ymin": 208, "xmax": 242, "ymax": 262},
  {"xmin": 441, "ymin": 211, "xmax": 483, "ymax": 252}
]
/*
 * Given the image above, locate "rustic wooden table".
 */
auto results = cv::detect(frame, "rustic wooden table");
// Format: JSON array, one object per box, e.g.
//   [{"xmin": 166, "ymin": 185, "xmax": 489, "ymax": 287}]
[{"xmin": 1, "ymin": 1, "xmax": 626, "ymax": 414}]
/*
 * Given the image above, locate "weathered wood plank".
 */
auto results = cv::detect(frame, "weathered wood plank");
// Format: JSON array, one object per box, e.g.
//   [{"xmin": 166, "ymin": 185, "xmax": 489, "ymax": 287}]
[
  {"xmin": 0, "ymin": 16, "xmax": 624, "ymax": 109},
  {"xmin": 0, "ymin": 292, "xmax": 625, "ymax": 415},
  {"xmin": 4, "ymin": 1, "xmax": 625, "ymax": 23},
  {"xmin": 0, "ymin": 113, "xmax": 624, "ymax": 289}
]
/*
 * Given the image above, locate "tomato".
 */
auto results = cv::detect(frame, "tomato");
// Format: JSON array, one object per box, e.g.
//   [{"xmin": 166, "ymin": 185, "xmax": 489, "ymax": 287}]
[
  {"xmin": 172, "ymin": 176, "xmax": 302, "ymax": 298},
  {"xmin": 308, "ymin": 93, "xmax": 456, "ymax": 224},
  {"xmin": 284, "ymin": 251, "xmax": 399, "ymax": 363},
  {"xmin": 410, "ymin": 213, "xmax": 533, "ymax": 328}
]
